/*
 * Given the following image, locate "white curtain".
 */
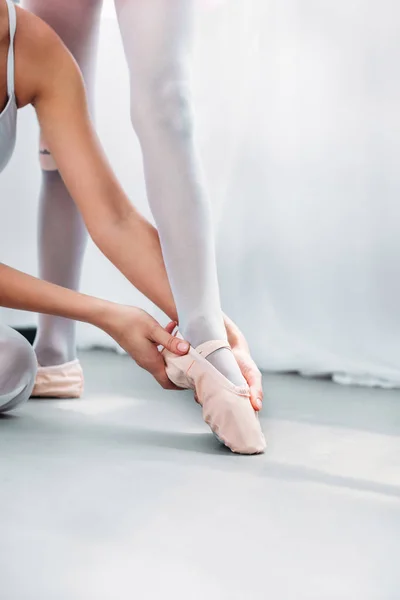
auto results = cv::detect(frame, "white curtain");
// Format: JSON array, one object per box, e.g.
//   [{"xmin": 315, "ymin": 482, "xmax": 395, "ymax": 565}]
[{"xmin": 1, "ymin": 0, "xmax": 400, "ymax": 386}]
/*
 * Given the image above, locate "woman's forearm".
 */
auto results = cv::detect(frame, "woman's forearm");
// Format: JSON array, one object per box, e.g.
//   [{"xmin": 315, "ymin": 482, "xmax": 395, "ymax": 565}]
[
  {"xmin": 90, "ymin": 208, "xmax": 178, "ymax": 322},
  {"xmin": 0, "ymin": 262, "xmax": 110, "ymax": 327},
  {"xmin": 0, "ymin": 263, "xmax": 191, "ymax": 386}
]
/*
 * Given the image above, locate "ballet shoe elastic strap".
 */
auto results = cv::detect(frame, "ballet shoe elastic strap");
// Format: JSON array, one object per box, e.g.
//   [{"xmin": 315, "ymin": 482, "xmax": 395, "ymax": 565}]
[{"xmin": 195, "ymin": 339, "xmax": 231, "ymax": 358}]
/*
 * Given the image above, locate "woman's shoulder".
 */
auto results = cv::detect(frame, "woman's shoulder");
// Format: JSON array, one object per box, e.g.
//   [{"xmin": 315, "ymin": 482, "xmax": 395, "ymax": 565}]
[
  {"xmin": 16, "ymin": 5, "xmax": 61, "ymax": 50},
  {"xmin": 14, "ymin": 5, "xmax": 74, "ymax": 108}
]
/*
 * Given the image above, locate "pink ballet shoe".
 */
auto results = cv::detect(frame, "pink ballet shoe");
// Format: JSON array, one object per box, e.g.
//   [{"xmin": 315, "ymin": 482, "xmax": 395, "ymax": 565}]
[
  {"xmin": 163, "ymin": 340, "xmax": 266, "ymax": 455},
  {"xmin": 31, "ymin": 359, "xmax": 84, "ymax": 399}
]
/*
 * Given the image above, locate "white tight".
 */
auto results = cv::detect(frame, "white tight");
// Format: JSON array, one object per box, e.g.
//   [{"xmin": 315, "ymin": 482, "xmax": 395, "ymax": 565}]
[
  {"xmin": 0, "ymin": 325, "xmax": 37, "ymax": 413},
  {"xmin": 25, "ymin": 0, "xmax": 245, "ymax": 386}
]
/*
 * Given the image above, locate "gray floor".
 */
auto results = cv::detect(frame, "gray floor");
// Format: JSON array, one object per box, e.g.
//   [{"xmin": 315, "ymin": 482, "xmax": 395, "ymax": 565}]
[{"xmin": 1, "ymin": 351, "xmax": 399, "ymax": 600}]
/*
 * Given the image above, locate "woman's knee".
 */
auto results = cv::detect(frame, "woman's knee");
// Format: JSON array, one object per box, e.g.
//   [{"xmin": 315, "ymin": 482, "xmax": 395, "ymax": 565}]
[
  {"xmin": 130, "ymin": 73, "xmax": 194, "ymax": 138},
  {"xmin": 0, "ymin": 329, "xmax": 37, "ymax": 413}
]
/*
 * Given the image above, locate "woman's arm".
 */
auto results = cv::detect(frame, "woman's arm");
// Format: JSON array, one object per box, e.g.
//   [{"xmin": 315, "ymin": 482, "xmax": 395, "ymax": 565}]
[{"xmin": 0, "ymin": 263, "xmax": 189, "ymax": 388}]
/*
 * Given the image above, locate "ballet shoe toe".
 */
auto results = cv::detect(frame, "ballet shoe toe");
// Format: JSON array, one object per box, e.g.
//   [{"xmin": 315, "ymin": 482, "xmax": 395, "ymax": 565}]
[
  {"xmin": 163, "ymin": 339, "xmax": 266, "ymax": 455},
  {"xmin": 199, "ymin": 377, "xmax": 266, "ymax": 454}
]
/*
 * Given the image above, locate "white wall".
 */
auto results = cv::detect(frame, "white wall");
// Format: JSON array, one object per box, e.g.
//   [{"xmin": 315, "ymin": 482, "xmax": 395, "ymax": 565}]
[{"xmin": 1, "ymin": 1, "xmax": 400, "ymax": 385}]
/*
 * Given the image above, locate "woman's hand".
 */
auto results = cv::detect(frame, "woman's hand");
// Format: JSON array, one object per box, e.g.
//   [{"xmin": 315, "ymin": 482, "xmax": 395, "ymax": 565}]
[
  {"xmin": 98, "ymin": 306, "xmax": 189, "ymax": 389},
  {"xmin": 0, "ymin": 263, "xmax": 188, "ymax": 389},
  {"xmin": 223, "ymin": 314, "xmax": 264, "ymax": 412},
  {"xmin": 231, "ymin": 346, "xmax": 264, "ymax": 412}
]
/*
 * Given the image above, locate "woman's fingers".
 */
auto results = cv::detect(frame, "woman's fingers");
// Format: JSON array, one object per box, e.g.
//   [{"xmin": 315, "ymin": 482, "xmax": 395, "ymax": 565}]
[
  {"xmin": 165, "ymin": 320, "xmax": 177, "ymax": 335},
  {"xmin": 141, "ymin": 320, "xmax": 188, "ymax": 389},
  {"xmin": 233, "ymin": 348, "xmax": 264, "ymax": 411},
  {"xmin": 247, "ymin": 367, "xmax": 263, "ymax": 411},
  {"xmin": 149, "ymin": 322, "xmax": 190, "ymax": 356},
  {"xmin": 151, "ymin": 356, "xmax": 180, "ymax": 389},
  {"xmin": 139, "ymin": 344, "xmax": 180, "ymax": 389}
]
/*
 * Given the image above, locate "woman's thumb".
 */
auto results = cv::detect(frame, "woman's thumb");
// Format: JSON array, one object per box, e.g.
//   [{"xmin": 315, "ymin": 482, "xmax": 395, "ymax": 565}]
[{"xmin": 151, "ymin": 325, "xmax": 190, "ymax": 355}]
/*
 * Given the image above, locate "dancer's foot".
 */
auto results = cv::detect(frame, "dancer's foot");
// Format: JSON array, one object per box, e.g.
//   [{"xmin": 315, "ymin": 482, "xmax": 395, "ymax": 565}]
[
  {"xmin": 183, "ymin": 318, "xmax": 247, "ymax": 388},
  {"xmin": 163, "ymin": 339, "xmax": 266, "ymax": 454},
  {"xmin": 31, "ymin": 359, "xmax": 84, "ymax": 399}
]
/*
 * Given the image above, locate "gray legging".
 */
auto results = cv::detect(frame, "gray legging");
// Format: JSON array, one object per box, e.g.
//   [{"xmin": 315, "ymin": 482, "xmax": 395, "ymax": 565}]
[{"xmin": 0, "ymin": 325, "xmax": 37, "ymax": 413}]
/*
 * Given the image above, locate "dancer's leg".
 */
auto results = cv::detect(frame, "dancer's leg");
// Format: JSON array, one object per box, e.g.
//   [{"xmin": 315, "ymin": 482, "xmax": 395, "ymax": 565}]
[
  {"xmin": 24, "ymin": 0, "xmax": 103, "ymax": 366},
  {"xmin": 0, "ymin": 325, "xmax": 37, "ymax": 413},
  {"xmin": 115, "ymin": 0, "xmax": 245, "ymax": 386}
]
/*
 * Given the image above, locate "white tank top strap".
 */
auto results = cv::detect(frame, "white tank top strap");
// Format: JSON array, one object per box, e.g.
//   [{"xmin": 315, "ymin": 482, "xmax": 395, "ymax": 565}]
[{"xmin": 5, "ymin": 0, "xmax": 16, "ymax": 97}]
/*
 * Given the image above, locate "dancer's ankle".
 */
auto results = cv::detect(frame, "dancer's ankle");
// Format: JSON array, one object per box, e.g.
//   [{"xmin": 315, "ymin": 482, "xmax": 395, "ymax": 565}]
[
  {"xmin": 34, "ymin": 341, "xmax": 76, "ymax": 367},
  {"xmin": 182, "ymin": 314, "xmax": 226, "ymax": 348},
  {"xmin": 182, "ymin": 314, "xmax": 246, "ymax": 387}
]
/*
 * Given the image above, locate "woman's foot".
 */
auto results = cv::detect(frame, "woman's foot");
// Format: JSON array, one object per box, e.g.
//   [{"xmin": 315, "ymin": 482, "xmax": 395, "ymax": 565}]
[
  {"xmin": 163, "ymin": 338, "xmax": 266, "ymax": 454},
  {"xmin": 183, "ymin": 317, "xmax": 248, "ymax": 387},
  {"xmin": 31, "ymin": 359, "xmax": 84, "ymax": 399}
]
